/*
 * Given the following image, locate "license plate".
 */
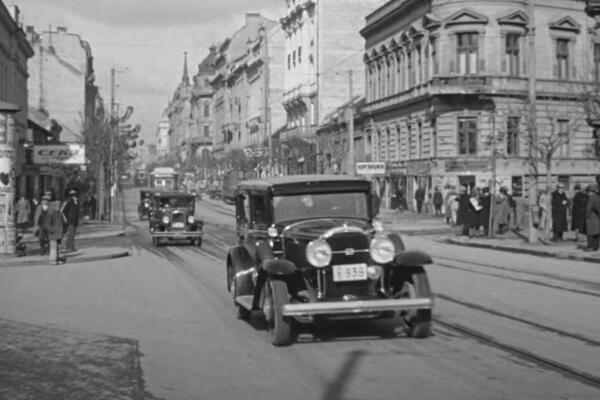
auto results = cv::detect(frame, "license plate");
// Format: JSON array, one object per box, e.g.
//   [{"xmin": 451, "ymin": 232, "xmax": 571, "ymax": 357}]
[
  {"xmin": 332, "ymin": 263, "xmax": 367, "ymax": 282},
  {"xmin": 172, "ymin": 222, "xmax": 184, "ymax": 228}
]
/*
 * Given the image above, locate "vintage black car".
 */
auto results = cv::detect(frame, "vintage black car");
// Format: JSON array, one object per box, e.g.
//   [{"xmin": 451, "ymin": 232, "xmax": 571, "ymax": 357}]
[
  {"xmin": 148, "ymin": 191, "xmax": 203, "ymax": 246},
  {"xmin": 226, "ymin": 175, "xmax": 434, "ymax": 346},
  {"xmin": 138, "ymin": 189, "xmax": 156, "ymax": 220}
]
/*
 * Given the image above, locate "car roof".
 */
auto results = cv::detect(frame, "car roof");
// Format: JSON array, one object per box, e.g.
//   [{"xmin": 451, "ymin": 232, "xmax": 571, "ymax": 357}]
[
  {"xmin": 151, "ymin": 190, "xmax": 194, "ymax": 198},
  {"xmin": 237, "ymin": 174, "xmax": 370, "ymax": 195}
]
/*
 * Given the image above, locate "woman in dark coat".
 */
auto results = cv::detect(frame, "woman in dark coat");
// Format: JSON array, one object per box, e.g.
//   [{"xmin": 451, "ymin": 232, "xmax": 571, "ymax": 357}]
[
  {"xmin": 551, "ymin": 183, "xmax": 569, "ymax": 241},
  {"xmin": 478, "ymin": 187, "xmax": 491, "ymax": 236},
  {"xmin": 571, "ymin": 184, "xmax": 587, "ymax": 240},
  {"xmin": 456, "ymin": 187, "xmax": 471, "ymax": 235},
  {"xmin": 584, "ymin": 185, "xmax": 600, "ymax": 251}
]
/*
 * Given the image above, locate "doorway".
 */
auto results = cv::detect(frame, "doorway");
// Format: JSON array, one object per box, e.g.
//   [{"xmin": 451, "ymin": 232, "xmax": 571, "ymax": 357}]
[{"xmin": 459, "ymin": 175, "xmax": 476, "ymax": 194}]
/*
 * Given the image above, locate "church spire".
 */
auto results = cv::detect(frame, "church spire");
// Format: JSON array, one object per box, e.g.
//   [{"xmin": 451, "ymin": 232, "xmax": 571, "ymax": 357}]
[{"xmin": 182, "ymin": 51, "xmax": 189, "ymax": 84}]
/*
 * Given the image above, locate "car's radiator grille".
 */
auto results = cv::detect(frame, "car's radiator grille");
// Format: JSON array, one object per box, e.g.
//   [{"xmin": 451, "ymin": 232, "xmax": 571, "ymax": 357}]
[{"xmin": 171, "ymin": 212, "xmax": 185, "ymax": 223}]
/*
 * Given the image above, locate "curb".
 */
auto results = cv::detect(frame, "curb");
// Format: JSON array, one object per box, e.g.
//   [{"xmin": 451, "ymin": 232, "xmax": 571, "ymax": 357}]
[
  {"xmin": 444, "ymin": 238, "xmax": 600, "ymax": 264},
  {"xmin": 1, "ymin": 250, "xmax": 131, "ymax": 268},
  {"xmin": 21, "ymin": 230, "xmax": 126, "ymax": 245}
]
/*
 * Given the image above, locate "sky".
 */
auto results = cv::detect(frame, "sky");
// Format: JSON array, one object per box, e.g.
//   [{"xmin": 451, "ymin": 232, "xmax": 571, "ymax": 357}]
[{"xmin": 9, "ymin": 0, "xmax": 284, "ymax": 143}]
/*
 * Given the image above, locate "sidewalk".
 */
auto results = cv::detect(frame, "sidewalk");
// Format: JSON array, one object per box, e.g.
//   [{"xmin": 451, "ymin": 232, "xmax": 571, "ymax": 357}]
[
  {"xmin": 1, "ymin": 220, "xmax": 129, "ymax": 267},
  {"xmin": 445, "ymin": 232, "xmax": 600, "ymax": 264},
  {"xmin": 378, "ymin": 208, "xmax": 456, "ymax": 236}
]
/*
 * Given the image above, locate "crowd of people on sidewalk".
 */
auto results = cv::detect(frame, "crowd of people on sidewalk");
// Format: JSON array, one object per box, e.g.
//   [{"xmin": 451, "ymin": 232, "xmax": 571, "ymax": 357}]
[
  {"xmin": 13, "ymin": 189, "xmax": 94, "ymax": 265},
  {"xmin": 436, "ymin": 182, "xmax": 600, "ymax": 252}
]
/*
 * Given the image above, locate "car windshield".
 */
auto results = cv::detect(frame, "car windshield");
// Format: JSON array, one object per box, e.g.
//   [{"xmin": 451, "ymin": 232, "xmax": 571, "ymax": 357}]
[
  {"xmin": 158, "ymin": 197, "xmax": 192, "ymax": 208},
  {"xmin": 273, "ymin": 192, "xmax": 368, "ymax": 221}
]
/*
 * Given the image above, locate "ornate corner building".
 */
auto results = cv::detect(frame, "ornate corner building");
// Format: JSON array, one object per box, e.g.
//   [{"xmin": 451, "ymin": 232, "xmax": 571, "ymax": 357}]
[{"xmin": 360, "ymin": 0, "xmax": 600, "ymax": 209}]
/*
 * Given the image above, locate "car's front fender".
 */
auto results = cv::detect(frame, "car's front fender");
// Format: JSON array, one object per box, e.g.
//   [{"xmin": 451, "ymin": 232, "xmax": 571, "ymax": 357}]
[
  {"xmin": 393, "ymin": 250, "xmax": 433, "ymax": 267},
  {"xmin": 262, "ymin": 259, "xmax": 296, "ymax": 276}
]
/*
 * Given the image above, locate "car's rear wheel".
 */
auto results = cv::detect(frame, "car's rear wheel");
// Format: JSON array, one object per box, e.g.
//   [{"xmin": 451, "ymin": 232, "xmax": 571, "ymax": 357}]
[
  {"xmin": 397, "ymin": 267, "xmax": 432, "ymax": 338},
  {"xmin": 263, "ymin": 279, "xmax": 297, "ymax": 346},
  {"xmin": 195, "ymin": 237, "xmax": 202, "ymax": 247}
]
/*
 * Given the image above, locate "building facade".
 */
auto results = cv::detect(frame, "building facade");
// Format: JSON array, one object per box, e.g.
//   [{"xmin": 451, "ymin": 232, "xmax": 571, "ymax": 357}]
[
  {"xmin": 164, "ymin": 53, "xmax": 193, "ymax": 169},
  {"xmin": 0, "ymin": 3, "xmax": 33, "ymax": 254},
  {"xmin": 210, "ymin": 12, "xmax": 285, "ymax": 172},
  {"xmin": 279, "ymin": 0, "xmax": 386, "ymax": 174},
  {"xmin": 26, "ymin": 25, "xmax": 97, "ymax": 141},
  {"xmin": 189, "ymin": 46, "xmax": 217, "ymax": 177},
  {"xmin": 360, "ymin": 0, "xmax": 600, "ymax": 209},
  {"xmin": 155, "ymin": 117, "xmax": 170, "ymax": 158}
]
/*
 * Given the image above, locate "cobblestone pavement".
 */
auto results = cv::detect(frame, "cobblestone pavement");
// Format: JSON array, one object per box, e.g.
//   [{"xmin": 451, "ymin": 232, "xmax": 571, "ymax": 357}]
[{"xmin": 0, "ymin": 318, "xmax": 161, "ymax": 400}]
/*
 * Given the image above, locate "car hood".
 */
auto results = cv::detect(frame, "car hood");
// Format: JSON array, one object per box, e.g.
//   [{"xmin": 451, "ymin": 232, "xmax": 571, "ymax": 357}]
[{"xmin": 281, "ymin": 218, "xmax": 371, "ymax": 240}]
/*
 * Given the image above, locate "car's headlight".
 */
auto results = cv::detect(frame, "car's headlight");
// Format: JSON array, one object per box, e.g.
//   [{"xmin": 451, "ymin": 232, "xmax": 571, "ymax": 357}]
[
  {"xmin": 187, "ymin": 216, "xmax": 195, "ymax": 224},
  {"xmin": 370, "ymin": 234, "xmax": 395, "ymax": 264},
  {"xmin": 306, "ymin": 239, "xmax": 332, "ymax": 268},
  {"xmin": 162, "ymin": 216, "xmax": 170, "ymax": 224}
]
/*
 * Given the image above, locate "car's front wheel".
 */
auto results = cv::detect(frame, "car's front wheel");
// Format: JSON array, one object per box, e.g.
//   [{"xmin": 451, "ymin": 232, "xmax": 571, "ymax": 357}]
[
  {"xmin": 397, "ymin": 267, "xmax": 432, "ymax": 338},
  {"xmin": 263, "ymin": 279, "xmax": 297, "ymax": 346}
]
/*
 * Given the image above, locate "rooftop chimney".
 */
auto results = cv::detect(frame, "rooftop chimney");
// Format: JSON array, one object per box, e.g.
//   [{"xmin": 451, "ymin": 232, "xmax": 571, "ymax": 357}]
[{"xmin": 8, "ymin": 5, "xmax": 20, "ymax": 26}]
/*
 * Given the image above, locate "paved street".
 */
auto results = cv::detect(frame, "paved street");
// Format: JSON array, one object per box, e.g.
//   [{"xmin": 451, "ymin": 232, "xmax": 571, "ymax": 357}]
[{"xmin": 0, "ymin": 187, "xmax": 599, "ymax": 399}]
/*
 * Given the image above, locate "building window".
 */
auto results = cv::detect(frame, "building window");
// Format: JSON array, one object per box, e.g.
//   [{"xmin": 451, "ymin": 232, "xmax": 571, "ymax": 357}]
[
  {"xmin": 458, "ymin": 117, "xmax": 477, "ymax": 155},
  {"xmin": 407, "ymin": 51, "xmax": 414, "ymax": 87},
  {"xmin": 431, "ymin": 37, "xmax": 439, "ymax": 75},
  {"xmin": 203, "ymin": 103, "xmax": 210, "ymax": 117},
  {"xmin": 287, "ymin": 54, "xmax": 291, "ymax": 70},
  {"xmin": 298, "ymin": 46, "xmax": 302, "ymax": 64},
  {"xmin": 594, "ymin": 128, "xmax": 600, "ymax": 157},
  {"xmin": 594, "ymin": 43, "xmax": 600, "ymax": 82},
  {"xmin": 557, "ymin": 119, "xmax": 570, "ymax": 157},
  {"xmin": 407, "ymin": 123, "xmax": 412, "ymax": 160},
  {"xmin": 431, "ymin": 118, "xmax": 438, "ymax": 157},
  {"xmin": 556, "ymin": 39, "xmax": 569, "ymax": 80},
  {"xmin": 203, "ymin": 125, "xmax": 210, "ymax": 136},
  {"xmin": 506, "ymin": 116, "xmax": 520, "ymax": 155},
  {"xmin": 292, "ymin": 50, "xmax": 296, "ymax": 66},
  {"xmin": 417, "ymin": 121, "xmax": 423, "ymax": 159},
  {"xmin": 457, "ymin": 32, "xmax": 478, "ymax": 75},
  {"xmin": 416, "ymin": 45, "xmax": 422, "ymax": 84},
  {"xmin": 505, "ymin": 34, "xmax": 520, "ymax": 77}
]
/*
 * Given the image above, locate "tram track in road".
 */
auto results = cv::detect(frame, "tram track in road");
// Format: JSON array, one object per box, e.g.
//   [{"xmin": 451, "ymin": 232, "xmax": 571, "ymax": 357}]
[
  {"xmin": 433, "ymin": 293, "xmax": 600, "ymax": 348},
  {"xmin": 434, "ymin": 260, "xmax": 600, "ymax": 299},
  {"xmin": 433, "ymin": 318, "xmax": 600, "ymax": 391},
  {"xmin": 434, "ymin": 254, "xmax": 600, "ymax": 293}
]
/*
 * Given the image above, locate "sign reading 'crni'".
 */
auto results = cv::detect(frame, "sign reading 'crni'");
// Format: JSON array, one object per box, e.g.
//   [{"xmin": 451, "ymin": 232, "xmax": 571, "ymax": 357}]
[
  {"xmin": 33, "ymin": 144, "xmax": 86, "ymax": 165},
  {"xmin": 356, "ymin": 162, "xmax": 386, "ymax": 175}
]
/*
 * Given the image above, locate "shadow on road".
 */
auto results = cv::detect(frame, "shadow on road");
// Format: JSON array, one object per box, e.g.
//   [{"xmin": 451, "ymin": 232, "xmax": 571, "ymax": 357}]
[{"xmin": 320, "ymin": 349, "xmax": 366, "ymax": 400}]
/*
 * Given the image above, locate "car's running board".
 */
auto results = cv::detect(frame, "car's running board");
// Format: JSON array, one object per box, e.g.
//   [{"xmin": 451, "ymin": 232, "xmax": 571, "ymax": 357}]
[
  {"xmin": 235, "ymin": 295, "xmax": 254, "ymax": 311},
  {"xmin": 282, "ymin": 298, "xmax": 433, "ymax": 316}
]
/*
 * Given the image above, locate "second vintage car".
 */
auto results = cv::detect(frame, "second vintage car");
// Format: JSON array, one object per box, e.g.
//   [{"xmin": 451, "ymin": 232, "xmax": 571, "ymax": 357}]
[
  {"xmin": 148, "ymin": 191, "xmax": 203, "ymax": 246},
  {"xmin": 226, "ymin": 175, "xmax": 434, "ymax": 346}
]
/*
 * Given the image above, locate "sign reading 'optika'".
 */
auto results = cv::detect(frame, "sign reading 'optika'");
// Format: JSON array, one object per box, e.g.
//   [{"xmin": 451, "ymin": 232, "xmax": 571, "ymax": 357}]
[
  {"xmin": 33, "ymin": 144, "xmax": 86, "ymax": 165},
  {"xmin": 356, "ymin": 162, "xmax": 386, "ymax": 175}
]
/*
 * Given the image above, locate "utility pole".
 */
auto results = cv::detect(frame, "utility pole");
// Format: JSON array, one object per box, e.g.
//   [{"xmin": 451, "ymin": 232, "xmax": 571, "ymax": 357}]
[
  {"xmin": 489, "ymin": 106, "xmax": 497, "ymax": 238},
  {"xmin": 347, "ymin": 70, "xmax": 355, "ymax": 176},
  {"xmin": 527, "ymin": 0, "xmax": 538, "ymax": 243},
  {"xmin": 109, "ymin": 67, "xmax": 116, "ymax": 222},
  {"xmin": 263, "ymin": 26, "xmax": 273, "ymax": 176}
]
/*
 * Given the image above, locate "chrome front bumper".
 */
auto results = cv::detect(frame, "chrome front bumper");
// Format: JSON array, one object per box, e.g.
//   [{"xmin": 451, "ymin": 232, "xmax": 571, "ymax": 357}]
[
  {"xmin": 282, "ymin": 297, "xmax": 433, "ymax": 317},
  {"xmin": 151, "ymin": 231, "xmax": 203, "ymax": 238}
]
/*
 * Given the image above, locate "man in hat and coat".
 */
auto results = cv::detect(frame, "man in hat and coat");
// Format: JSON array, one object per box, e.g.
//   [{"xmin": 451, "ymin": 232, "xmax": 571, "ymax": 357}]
[
  {"xmin": 584, "ymin": 185, "xmax": 600, "ymax": 252},
  {"xmin": 551, "ymin": 183, "xmax": 569, "ymax": 241},
  {"xmin": 61, "ymin": 190, "xmax": 80, "ymax": 252},
  {"xmin": 39, "ymin": 195, "xmax": 64, "ymax": 264}
]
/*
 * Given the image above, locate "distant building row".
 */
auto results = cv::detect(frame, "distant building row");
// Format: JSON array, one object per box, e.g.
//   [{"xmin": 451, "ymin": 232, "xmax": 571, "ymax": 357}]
[{"xmin": 159, "ymin": 0, "xmax": 600, "ymax": 210}]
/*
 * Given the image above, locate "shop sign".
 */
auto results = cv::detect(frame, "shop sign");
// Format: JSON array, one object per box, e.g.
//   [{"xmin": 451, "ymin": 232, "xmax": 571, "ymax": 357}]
[
  {"xmin": 386, "ymin": 160, "xmax": 406, "ymax": 174},
  {"xmin": 445, "ymin": 159, "xmax": 490, "ymax": 172},
  {"xmin": 33, "ymin": 144, "xmax": 85, "ymax": 165},
  {"xmin": 407, "ymin": 161, "xmax": 431, "ymax": 175},
  {"xmin": 356, "ymin": 162, "xmax": 386, "ymax": 175}
]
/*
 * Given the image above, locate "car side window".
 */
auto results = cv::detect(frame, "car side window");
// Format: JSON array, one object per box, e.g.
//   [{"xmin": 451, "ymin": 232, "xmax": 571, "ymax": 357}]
[
  {"xmin": 249, "ymin": 194, "xmax": 268, "ymax": 227},
  {"xmin": 236, "ymin": 193, "xmax": 247, "ymax": 224}
]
